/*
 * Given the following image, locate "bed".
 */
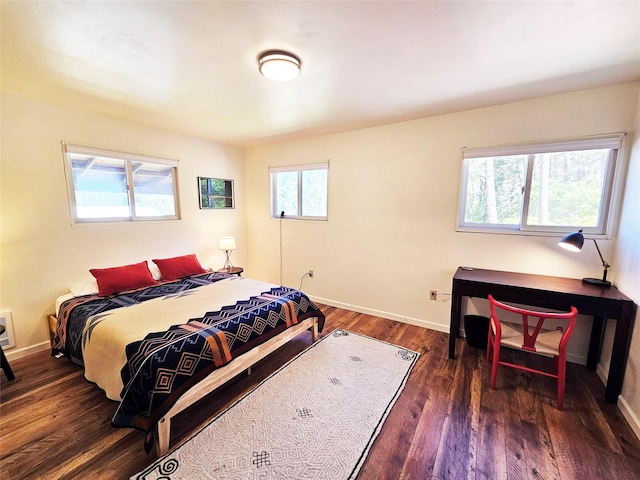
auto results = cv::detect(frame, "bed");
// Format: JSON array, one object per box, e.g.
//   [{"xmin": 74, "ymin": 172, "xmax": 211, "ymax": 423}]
[{"xmin": 51, "ymin": 258, "xmax": 325, "ymax": 456}]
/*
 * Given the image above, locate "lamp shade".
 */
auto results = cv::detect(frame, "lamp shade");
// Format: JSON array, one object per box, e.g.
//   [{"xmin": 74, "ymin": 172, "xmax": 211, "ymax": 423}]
[
  {"xmin": 218, "ymin": 236, "xmax": 236, "ymax": 251},
  {"xmin": 558, "ymin": 229, "xmax": 584, "ymax": 252},
  {"xmin": 258, "ymin": 50, "xmax": 301, "ymax": 82}
]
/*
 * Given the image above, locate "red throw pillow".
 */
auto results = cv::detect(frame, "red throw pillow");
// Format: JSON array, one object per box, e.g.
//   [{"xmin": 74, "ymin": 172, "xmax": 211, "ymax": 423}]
[
  {"xmin": 90, "ymin": 261, "xmax": 158, "ymax": 297},
  {"xmin": 152, "ymin": 254, "xmax": 206, "ymax": 281}
]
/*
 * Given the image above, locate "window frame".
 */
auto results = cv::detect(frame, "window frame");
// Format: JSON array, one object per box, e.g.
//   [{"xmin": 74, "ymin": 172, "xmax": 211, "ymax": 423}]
[
  {"xmin": 63, "ymin": 143, "xmax": 181, "ymax": 223},
  {"xmin": 269, "ymin": 162, "xmax": 329, "ymax": 220},
  {"xmin": 456, "ymin": 134, "xmax": 624, "ymax": 237}
]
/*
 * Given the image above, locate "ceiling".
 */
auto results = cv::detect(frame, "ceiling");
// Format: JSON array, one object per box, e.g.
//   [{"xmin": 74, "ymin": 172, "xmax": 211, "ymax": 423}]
[{"xmin": 2, "ymin": 1, "xmax": 639, "ymax": 148}]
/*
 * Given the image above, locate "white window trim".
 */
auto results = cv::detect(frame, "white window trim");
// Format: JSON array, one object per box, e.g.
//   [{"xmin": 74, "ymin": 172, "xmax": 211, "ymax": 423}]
[
  {"xmin": 461, "ymin": 135, "xmax": 623, "ymax": 158},
  {"xmin": 63, "ymin": 143, "xmax": 181, "ymax": 224},
  {"xmin": 456, "ymin": 134, "xmax": 625, "ymax": 238},
  {"xmin": 269, "ymin": 162, "xmax": 329, "ymax": 220}
]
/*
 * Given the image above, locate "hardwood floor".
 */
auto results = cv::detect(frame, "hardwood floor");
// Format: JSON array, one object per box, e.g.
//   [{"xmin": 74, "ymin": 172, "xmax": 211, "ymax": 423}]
[{"xmin": 2, "ymin": 305, "xmax": 639, "ymax": 479}]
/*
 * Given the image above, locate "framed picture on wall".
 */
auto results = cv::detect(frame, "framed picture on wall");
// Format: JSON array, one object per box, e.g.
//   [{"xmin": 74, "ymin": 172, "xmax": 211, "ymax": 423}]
[{"xmin": 198, "ymin": 177, "xmax": 234, "ymax": 209}]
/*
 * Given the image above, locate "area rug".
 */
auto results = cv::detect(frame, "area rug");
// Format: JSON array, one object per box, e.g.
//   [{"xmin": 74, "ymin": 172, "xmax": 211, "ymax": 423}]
[{"xmin": 132, "ymin": 329, "xmax": 419, "ymax": 480}]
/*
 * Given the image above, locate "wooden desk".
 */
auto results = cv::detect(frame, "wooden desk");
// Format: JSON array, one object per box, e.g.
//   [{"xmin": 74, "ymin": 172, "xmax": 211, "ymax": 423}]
[{"xmin": 449, "ymin": 267, "xmax": 637, "ymax": 403}]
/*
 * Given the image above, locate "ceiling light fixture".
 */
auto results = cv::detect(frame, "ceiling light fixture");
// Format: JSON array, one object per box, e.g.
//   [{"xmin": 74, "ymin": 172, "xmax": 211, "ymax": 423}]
[{"xmin": 258, "ymin": 50, "xmax": 301, "ymax": 82}]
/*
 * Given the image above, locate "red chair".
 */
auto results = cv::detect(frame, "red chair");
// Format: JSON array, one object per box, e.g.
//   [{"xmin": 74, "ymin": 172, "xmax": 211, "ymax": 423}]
[{"xmin": 486, "ymin": 294, "xmax": 578, "ymax": 410}]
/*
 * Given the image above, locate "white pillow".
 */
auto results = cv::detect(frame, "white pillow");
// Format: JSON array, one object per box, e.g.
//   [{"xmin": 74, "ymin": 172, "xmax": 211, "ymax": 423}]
[
  {"xmin": 69, "ymin": 279, "xmax": 99, "ymax": 297},
  {"xmin": 148, "ymin": 261, "xmax": 163, "ymax": 281}
]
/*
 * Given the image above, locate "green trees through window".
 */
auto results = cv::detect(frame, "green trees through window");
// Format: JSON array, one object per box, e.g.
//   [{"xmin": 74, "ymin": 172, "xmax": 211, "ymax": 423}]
[
  {"xmin": 459, "ymin": 135, "xmax": 621, "ymax": 235},
  {"xmin": 527, "ymin": 151, "xmax": 608, "ymax": 227},
  {"xmin": 270, "ymin": 163, "xmax": 328, "ymax": 219}
]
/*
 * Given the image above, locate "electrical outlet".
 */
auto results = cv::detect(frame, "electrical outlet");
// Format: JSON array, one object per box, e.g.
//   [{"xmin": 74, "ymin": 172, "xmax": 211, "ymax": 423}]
[
  {"xmin": 430, "ymin": 290, "xmax": 437, "ymax": 301},
  {"xmin": 308, "ymin": 269, "xmax": 314, "ymax": 278}
]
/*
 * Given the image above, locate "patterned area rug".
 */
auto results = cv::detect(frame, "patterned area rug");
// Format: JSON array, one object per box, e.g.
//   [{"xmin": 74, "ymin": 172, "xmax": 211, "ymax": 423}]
[{"xmin": 132, "ymin": 329, "xmax": 419, "ymax": 480}]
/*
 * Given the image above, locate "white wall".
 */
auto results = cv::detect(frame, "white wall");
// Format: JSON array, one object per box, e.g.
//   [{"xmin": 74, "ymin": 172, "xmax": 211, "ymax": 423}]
[
  {"xmin": 611, "ymin": 89, "xmax": 640, "ymax": 438},
  {"xmin": 1, "ymin": 92, "xmax": 247, "ymax": 358},
  {"xmin": 244, "ymin": 82, "xmax": 639, "ymax": 415}
]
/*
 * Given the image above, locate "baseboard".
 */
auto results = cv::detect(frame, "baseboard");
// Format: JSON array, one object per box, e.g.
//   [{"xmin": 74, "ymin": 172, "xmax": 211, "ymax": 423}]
[
  {"xmin": 309, "ymin": 295, "xmax": 450, "ymax": 334},
  {"xmin": 566, "ymin": 352, "xmax": 588, "ymax": 366},
  {"xmin": 596, "ymin": 363, "xmax": 640, "ymax": 441},
  {"xmin": 618, "ymin": 395, "xmax": 640, "ymax": 441},
  {"xmin": 596, "ymin": 363, "xmax": 608, "ymax": 385},
  {"xmin": 4, "ymin": 341, "xmax": 50, "ymax": 361}
]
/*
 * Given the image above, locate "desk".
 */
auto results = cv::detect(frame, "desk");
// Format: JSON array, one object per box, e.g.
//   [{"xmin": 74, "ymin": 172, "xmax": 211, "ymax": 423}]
[{"xmin": 449, "ymin": 267, "xmax": 637, "ymax": 403}]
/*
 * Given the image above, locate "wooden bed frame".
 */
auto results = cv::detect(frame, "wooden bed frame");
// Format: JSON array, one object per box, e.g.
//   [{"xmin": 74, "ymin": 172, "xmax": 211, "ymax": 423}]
[
  {"xmin": 49, "ymin": 314, "xmax": 321, "ymax": 456},
  {"xmin": 156, "ymin": 316, "xmax": 319, "ymax": 455}
]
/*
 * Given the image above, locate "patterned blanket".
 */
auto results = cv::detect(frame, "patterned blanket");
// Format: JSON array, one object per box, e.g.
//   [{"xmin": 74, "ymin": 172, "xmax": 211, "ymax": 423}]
[
  {"xmin": 53, "ymin": 273, "xmax": 232, "ymax": 363},
  {"xmin": 52, "ymin": 273, "xmax": 325, "ymax": 452}
]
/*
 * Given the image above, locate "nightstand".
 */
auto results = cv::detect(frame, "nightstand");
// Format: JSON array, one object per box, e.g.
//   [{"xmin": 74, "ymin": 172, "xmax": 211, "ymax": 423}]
[{"xmin": 217, "ymin": 267, "xmax": 243, "ymax": 277}]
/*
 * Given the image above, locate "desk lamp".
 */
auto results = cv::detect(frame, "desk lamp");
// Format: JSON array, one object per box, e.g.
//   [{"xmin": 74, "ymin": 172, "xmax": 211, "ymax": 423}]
[
  {"xmin": 558, "ymin": 229, "xmax": 611, "ymax": 287},
  {"xmin": 218, "ymin": 236, "xmax": 236, "ymax": 270}
]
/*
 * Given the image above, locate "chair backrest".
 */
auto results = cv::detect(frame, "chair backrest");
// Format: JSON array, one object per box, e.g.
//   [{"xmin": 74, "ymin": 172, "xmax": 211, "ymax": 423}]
[{"xmin": 488, "ymin": 294, "xmax": 578, "ymax": 353}]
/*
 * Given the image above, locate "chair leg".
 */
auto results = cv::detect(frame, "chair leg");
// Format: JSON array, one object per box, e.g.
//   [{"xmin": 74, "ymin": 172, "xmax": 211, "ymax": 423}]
[
  {"xmin": 490, "ymin": 342, "xmax": 500, "ymax": 390},
  {"xmin": 557, "ymin": 357, "xmax": 566, "ymax": 410},
  {"xmin": 485, "ymin": 329, "xmax": 500, "ymax": 390},
  {"xmin": 0, "ymin": 345, "xmax": 15, "ymax": 381}
]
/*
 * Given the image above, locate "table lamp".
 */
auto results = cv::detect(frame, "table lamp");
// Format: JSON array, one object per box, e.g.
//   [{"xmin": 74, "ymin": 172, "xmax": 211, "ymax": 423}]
[
  {"xmin": 218, "ymin": 236, "xmax": 236, "ymax": 270},
  {"xmin": 558, "ymin": 229, "xmax": 611, "ymax": 287}
]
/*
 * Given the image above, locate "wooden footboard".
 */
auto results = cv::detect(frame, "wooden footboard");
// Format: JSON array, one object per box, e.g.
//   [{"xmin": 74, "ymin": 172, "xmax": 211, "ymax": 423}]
[
  {"xmin": 49, "ymin": 312, "xmax": 321, "ymax": 456},
  {"xmin": 48, "ymin": 315, "xmax": 58, "ymax": 345},
  {"xmin": 155, "ymin": 316, "xmax": 320, "ymax": 456}
]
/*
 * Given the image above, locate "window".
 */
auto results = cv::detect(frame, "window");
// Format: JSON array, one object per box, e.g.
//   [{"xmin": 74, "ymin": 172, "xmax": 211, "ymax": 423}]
[
  {"xmin": 270, "ymin": 162, "xmax": 328, "ymax": 219},
  {"xmin": 457, "ymin": 135, "xmax": 623, "ymax": 235},
  {"xmin": 63, "ymin": 144, "xmax": 180, "ymax": 223}
]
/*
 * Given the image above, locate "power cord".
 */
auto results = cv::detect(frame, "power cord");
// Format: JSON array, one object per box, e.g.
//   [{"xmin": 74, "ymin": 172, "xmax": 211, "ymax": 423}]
[
  {"xmin": 299, "ymin": 271, "xmax": 312, "ymax": 290},
  {"xmin": 279, "ymin": 211, "xmax": 284, "ymax": 285},
  {"xmin": 280, "ymin": 211, "xmax": 312, "ymax": 290}
]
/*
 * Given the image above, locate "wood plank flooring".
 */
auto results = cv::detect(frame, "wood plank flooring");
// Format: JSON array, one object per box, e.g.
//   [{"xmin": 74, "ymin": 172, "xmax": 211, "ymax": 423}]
[{"xmin": 2, "ymin": 305, "xmax": 639, "ymax": 479}]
